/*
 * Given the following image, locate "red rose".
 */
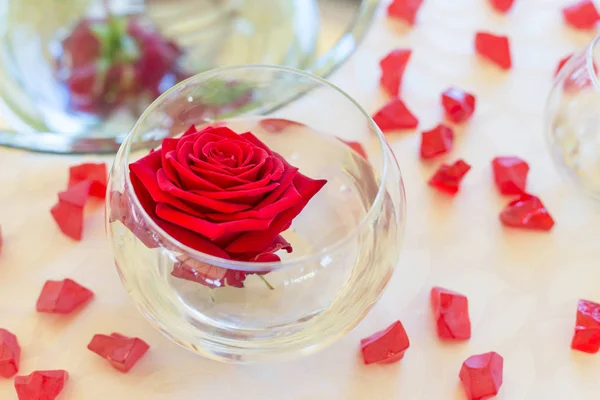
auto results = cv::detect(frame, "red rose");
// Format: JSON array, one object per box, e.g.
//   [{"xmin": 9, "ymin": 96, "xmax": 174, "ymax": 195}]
[{"xmin": 129, "ymin": 125, "xmax": 327, "ymax": 265}]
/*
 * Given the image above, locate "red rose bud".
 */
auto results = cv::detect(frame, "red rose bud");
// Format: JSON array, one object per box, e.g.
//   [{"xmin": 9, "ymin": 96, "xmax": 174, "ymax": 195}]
[
  {"xmin": 492, "ymin": 156, "xmax": 529, "ymax": 195},
  {"xmin": 459, "ymin": 352, "xmax": 504, "ymax": 400},
  {"xmin": 87, "ymin": 333, "xmax": 149, "ymax": 372},
  {"xmin": 441, "ymin": 87, "xmax": 476, "ymax": 124},
  {"xmin": 0, "ymin": 329, "xmax": 20, "ymax": 378},
  {"xmin": 571, "ymin": 299, "xmax": 600, "ymax": 353},
  {"xmin": 14, "ymin": 370, "xmax": 68, "ymax": 400},
  {"xmin": 475, "ymin": 32, "xmax": 512, "ymax": 70},
  {"xmin": 36, "ymin": 278, "xmax": 94, "ymax": 314},
  {"xmin": 430, "ymin": 287, "xmax": 471, "ymax": 340},
  {"xmin": 428, "ymin": 159, "xmax": 471, "ymax": 195},
  {"xmin": 387, "ymin": 0, "xmax": 424, "ymax": 25},
  {"xmin": 361, "ymin": 321, "xmax": 410, "ymax": 365},
  {"xmin": 372, "ymin": 98, "xmax": 419, "ymax": 132},
  {"xmin": 420, "ymin": 124, "xmax": 454, "ymax": 159},
  {"xmin": 563, "ymin": 0, "xmax": 600, "ymax": 30},
  {"xmin": 379, "ymin": 49, "xmax": 412, "ymax": 97},
  {"xmin": 500, "ymin": 194, "xmax": 554, "ymax": 231},
  {"xmin": 68, "ymin": 162, "xmax": 108, "ymax": 199}
]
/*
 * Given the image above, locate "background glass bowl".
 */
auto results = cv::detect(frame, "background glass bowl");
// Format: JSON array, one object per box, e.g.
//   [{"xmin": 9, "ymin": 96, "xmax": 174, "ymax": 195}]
[
  {"xmin": 106, "ymin": 65, "xmax": 406, "ymax": 363},
  {"xmin": 0, "ymin": 0, "xmax": 379, "ymax": 154}
]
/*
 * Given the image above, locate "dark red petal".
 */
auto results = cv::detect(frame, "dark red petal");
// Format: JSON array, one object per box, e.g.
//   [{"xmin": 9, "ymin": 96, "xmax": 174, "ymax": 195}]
[
  {"xmin": 36, "ymin": 278, "xmax": 94, "ymax": 314},
  {"xmin": 0, "ymin": 329, "xmax": 20, "ymax": 378},
  {"xmin": 555, "ymin": 53, "xmax": 574, "ymax": 77},
  {"xmin": 88, "ymin": 333, "xmax": 149, "ymax": 372},
  {"xmin": 259, "ymin": 118, "xmax": 304, "ymax": 133},
  {"xmin": 430, "ymin": 287, "xmax": 471, "ymax": 340},
  {"xmin": 50, "ymin": 180, "xmax": 93, "ymax": 241},
  {"xmin": 361, "ymin": 321, "xmax": 410, "ymax": 365},
  {"xmin": 475, "ymin": 32, "xmax": 512, "ymax": 70},
  {"xmin": 428, "ymin": 160, "xmax": 471, "ymax": 195},
  {"xmin": 387, "ymin": 0, "xmax": 424, "ymax": 25},
  {"xmin": 68, "ymin": 163, "xmax": 108, "ymax": 199},
  {"xmin": 441, "ymin": 88, "xmax": 476, "ymax": 123},
  {"xmin": 190, "ymin": 182, "xmax": 278, "ymax": 201},
  {"xmin": 372, "ymin": 98, "xmax": 419, "ymax": 132},
  {"xmin": 14, "ymin": 370, "xmax": 68, "ymax": 400},
  {"xmin": 492, "ymin": 156, "xmax": 529, "ymax": 195},
  {"xmin": 489, "ymin": 0, "xmax": 515, "ymax": 13},
  {"xmin": 563, "ymin": 0, "xmax": 600, "ymax": 29},
  {"xmin": 460, "ymin": 352, "xmax": 503, "ymax": 400},
  {"xmin": 171, "ymin": 257, "xmax": 228, "ymax": 288},
  {"xmin": 420, "ymin": 124, "xmax": 454, "ymax": 159},
  {"xmin": 571, "ymin": 299, "xmax": 600, "ymax": 353},
  {"xmin": 499, "ymin": 193, "xmax": 554, "ymax": 231},
  {"xmin": 379, "ymin": 49, "xmax": 412, "ymax": 97}
]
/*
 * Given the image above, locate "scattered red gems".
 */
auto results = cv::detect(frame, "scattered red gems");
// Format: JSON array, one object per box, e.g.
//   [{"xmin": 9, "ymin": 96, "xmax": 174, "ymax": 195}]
[
  {"xmin": 441, "ymin": 87, "xmax": 476, "ymax": 123},
  {"xmin": 36, "ymin": 278, "xmax": 94, "ymax": 314},
  {"xmin": 428, "ymin": 160, "xmax": 471, "ymax": 195},
  {"xmin": 361, "ymin": 321, "xmax": 410, "ymax": 365},
  {"xmin": 475, "ymin": 32, "xmax": 512, "ymax": 70},
  {"xmin": 420, "ymin": 124, "xmax": 454, "ymax": 159},
  {"xmin": 14, "ymin": 370, "xmax": 68, "ymax": 400},
  {"xmin": 460, "ymin": 352, "xmax": 504, "ymax": 400},
  {"xmin": 87, "ymin": 333, "xmax": 150, "ymax": 372},
  {"xmin": 430, "ymin": 287, "xmax": 471, "ymax": 340},
  {"xmin": 563, "ymin": 0, "xmax": 600, "ymax": 30},
  {"xmin": 571, "ymin": 299, "xmax": 600, "ymax": 353},
  {"xmin": 492, "ymin": 156, "xmax": 529, "ymax": 195},
  {"xmin": 372, "ymin": 98, "xmax": 419, "ymax": 132},
  {"xmin": 50, "ymin": 181, "xmax": 92, "ymax": 241},
  {"xmin": 489, "ymin": 0, "xmax": 515, "ymax": 13},
  {"xmin": 387, "ymin": 0, "xmax": 424, "ymax": 25},
  {"xmin": 500, "ymin": 194, "xmax": 555, "ymax": 231},
  {"xmin": 380, "ymin": 49, "xmax": 412, "ymax": 97},
  {"xmin": 555, "ymin": 54, "xmax": 574, "ymax": 77},
  {"xmin": 0, "ymin": 329, "xmax": 20, "ymax": 378},
  {"xmin": 68, "ymin": 162, "xmax": 108, "ymax": 199},
  {"xmin": 259, "ymin": 118, "xmax": 304, "ymax": 133}
]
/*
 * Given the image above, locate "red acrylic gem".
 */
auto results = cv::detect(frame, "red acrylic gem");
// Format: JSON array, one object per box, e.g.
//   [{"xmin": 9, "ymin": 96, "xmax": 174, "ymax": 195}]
[
  {"xmin": 88, "ymin": 332, "xmax": 150, "ymax": 372},
  {"xmin": 430, "ymin": 287, "xmax": 471, "ymax": 340},
  {"xmin": 0, "ymin": 329, "xmax": 20, "ymax": 378},
  {"xmin": 36, "ymin": 278, "xmax": 94, "ymax": 314},
  {"xmin": 68, "ymin": 163, "xmax": 108, "ymax": 199},
  {"xmin": 492, "ymin": 156, "xmax": 529, "ymax": 195},
  {"xmin": 489, "ymin": 0, "xmax": 515, "ymax": 13},
  {"xmin": 339, "ymin": 139, "xmax": 367, "ymax": 158},
  {"xmin": 372, "ymin": 98, "xmax": 419, "ymax": 133},
  {"xmin": 50, "ymin": 180, "xmax": 93, "ymax": 241},
  {"xmin": 555, "ymin": 54, "xmax": 574, "ymax": 77},
  {"xmin": 259, "ymin": 118, "xmax": 304, "ymax": 133},
  {"xmin": 563, "ymin": 0, "xmax": 600, "ymax": 30},
  {"xmin": 460, "ymin": 352, "xmax": 504, "ymax": 400},
  {"xmin": 420, "ymin": 124, "xmax": 454, "ymax": 159},
  {"xmin": 428, "ymin": 159, "xmax": 471, "ymax": 195},
  {"xmin": 475, "ymin": 32, "xmax": 512, "ymax": 70},
  {"xmin": 571, "ymin": 299, "xmax": 600, "ymax": 353},
  {"xmin": 387, "ymin": 0, "xmax": 424, "ymax": 25},
  {"xmin": 441, "ymin": 87, "xmax": 476, "ymax": 123},
  {"xmin": 360, "ymin": 321, "xmax": 410, "ymax": 365},
  {"xmin": 14, "ymin": 370, "xmax": 68, "ymax": 400},
  {"xmin": 379, "ymin": 49, "xmax": 412, "ymax": 97},
  {"xmin": 500, "ymin": 194, "xmax": 554, "ymax": 231}
]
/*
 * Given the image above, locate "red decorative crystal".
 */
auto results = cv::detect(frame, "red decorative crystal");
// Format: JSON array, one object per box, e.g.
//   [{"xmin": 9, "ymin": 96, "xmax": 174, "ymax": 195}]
[
  {"xmin": 36, "ymin": 278, "xmax": 94, "ymax": 314},
  {"xmin": 387, "ymin": 0, "xmax": 424, "ymax": 25},
  {"xmin": 500, "ymin": 194, "xmax": 554, "ymax": 231},
  {"xmin": 50, "ymin": 180, "xmax": 93, "ymax": 241},
  {"xmin": 372, "ymin": 98, "xmax": 419, "ymax": 132},
  {"xmin": 460, "ymin": 352, "xmax": 504, "ymax": 400},
  {"xmin": 379, "ymin": 49, "xmax": 412, "ymax": 97},
  {"xmin": 428, "ymin": 160, "xmax": 471, "ymax": 195},
  {"xmin": 489, "ymin": 0, "xmax": 515, "ymax": 13},
  {"xmin": 555, "ymin": 54, "xmax": 574, "ymax": 77},
  {"xmin": 431, "ymin": 287, "xmax": 471, "ymax": 340},
  {"xmin": 14, "ymin": 370, "xmax": 68, "ymax": 400},
  {"xmin": 571, "ymin": 299, "xmax": 600, "ymax": 353},
  {"xmin": 88, "ymin": 333, "xmax": 150, "ymax": 372},
  {"xmin": 492, "ymin": 156, "xmax": 529, "ymax": 195},
  {"xmin": 68, "ymin": 163, "xmax": 108, "ymax": 199},
  {"xmin": 441, "ymin": 87, "xmax": 476, "ymax": 123},
  {"xmin": 0, "ymin": 329, "xmax": 20, "ymax": 378},
  {"xmin": 420, "ymin": 124, "xmax": 454, "ymax": 159},
  {"xmin": 361, "ymin": 321, "xmax": 410, "ymax": 365},
  {"xmin": 259, "ymin": 118, "xmax": 304, "ymax": 133},
  {"xmin": 563, "ymin": 0, "xmax": 600, "ymax": 30},
  {"xmin": 339, "ymin": 139, "xmax": 367, "ymax": 158},
  {"xmin": 475, "ymin": 32, "xmax": 512, "ymax": 70}
]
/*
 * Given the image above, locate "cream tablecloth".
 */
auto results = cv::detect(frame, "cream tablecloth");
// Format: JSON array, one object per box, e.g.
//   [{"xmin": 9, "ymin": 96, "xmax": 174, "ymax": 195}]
[{"xmin": 2, "ymin": 0, "xmax": 600, "ymax": 398}]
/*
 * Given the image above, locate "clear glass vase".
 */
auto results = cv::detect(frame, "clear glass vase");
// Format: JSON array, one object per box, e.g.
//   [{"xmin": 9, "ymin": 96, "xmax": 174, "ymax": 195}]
[{"xmin": 106, "ymin": 65, "xmax": 406, "ymax": 363}]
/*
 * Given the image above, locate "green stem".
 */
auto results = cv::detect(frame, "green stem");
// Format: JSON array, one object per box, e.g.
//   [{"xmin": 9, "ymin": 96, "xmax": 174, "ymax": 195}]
[{"xmin": 258, "ymin": 275, "xmax": 275, "ymax": 290}]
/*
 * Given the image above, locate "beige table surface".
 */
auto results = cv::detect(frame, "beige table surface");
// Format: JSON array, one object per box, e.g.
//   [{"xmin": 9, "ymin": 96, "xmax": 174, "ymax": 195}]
[{"xmin": 2, "ymin": 0, "xmax": 600, "ymax": 398}]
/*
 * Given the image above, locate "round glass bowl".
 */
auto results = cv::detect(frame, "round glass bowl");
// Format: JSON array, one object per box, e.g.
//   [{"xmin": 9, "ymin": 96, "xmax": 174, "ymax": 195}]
[
  {"xmin": 106, "ymin": 65, "xmax": 406, "ymax": 363},
  {"xmin": 546, "ymin": 33, "xmax": 600, "ymax": 201}
]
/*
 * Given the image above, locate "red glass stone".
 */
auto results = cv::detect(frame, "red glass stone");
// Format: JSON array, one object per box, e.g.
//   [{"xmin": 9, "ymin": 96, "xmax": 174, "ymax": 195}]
[
  {"xmin": 50, "ymin": 180, "xmax": 93, "ymax": 241},
  {"xmin": 88, "ymin": 332, "xmax": 150, "ymax": 372},
  {"xmin": 441, "ymin": 88, "xmax": 476, "ymax": 123},
  {"xmin": 420, "ymin": 124, "xmax": 454, "ymax": 159},
  {"xmin": 361, "ymin": 321, "xmax": 410, "ymax": 365},
  {"xmin": 379, "ymin": 49, "xmax": 412, "ymax": 97},
  {"xmin": 475, "ymin": 32, "xmax": 512, "ymax": 70},
  {"xmin": 339, "ymin": 139, "xmax": 367, "ymax": 158},
  {"xmin": 555, "ymin": 54, "xmax": 574, "ymax": 77},
  {"xmin": 259, "ymin": 118, "xmax": 304, "ymax": 133},
  {"xmin": 0, "ymin": 329, "xmax": 20, "ymax": 378},
  {"xmin": 372, "ymin": 98, "xmax": 419, "ymax": 133},
  {"xmin": 460, "ymin": 352, "xmax": 504, "ymax": 400},
  {"xmin": 489, "ymin": 0, "xmax": 515, "ymax": 13},
  {"xmin": 563, "ymin": 0, "xmax": 600, "ymax": 30},
  {"xmin": 36, "ymin": 278, "xmax": 94, "ymax": 314},
  {"xmin": 14, "ymin": 370, "xmax": 68, "ymax": 400},
  {"xmin": 492, "ymin": 156, "xmax": 529, "ymax": 195},
  {"xmin": 68, "ymin": 163, "xmax": 108, "ymax": 199},
  {"xmin": 571, "ymin": 299, "xmax": 600, "ymax": 353},
  {"xmin": 430, "ymin": 287, "xmax": 471, "ymax": 340},
  {"xmin": 387, "ymin": 0, "xmax": 424, "ymax": 25},
  {"xmin": 500, "ymin": 194, "xmax": 554, "ymax": 231},
  {"xmin": 428, "ymin": 160, "xmax": 471, "ymax": 195}
]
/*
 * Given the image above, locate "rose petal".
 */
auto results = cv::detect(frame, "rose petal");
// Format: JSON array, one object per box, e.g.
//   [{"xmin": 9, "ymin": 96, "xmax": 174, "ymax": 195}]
[{"xmin": 68, "ymin": 163, "xmax": 108, "ymax": 199}]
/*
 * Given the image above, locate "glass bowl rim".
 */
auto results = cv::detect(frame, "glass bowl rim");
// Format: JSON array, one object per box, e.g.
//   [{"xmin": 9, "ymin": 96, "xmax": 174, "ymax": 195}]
[
  {"xmin": 589, "ymin": 33, "xmax": 600, "ymax": 91},
  {"xmin": 120, "ymin": 64, "xmax": 395, "ymax": 272}
]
